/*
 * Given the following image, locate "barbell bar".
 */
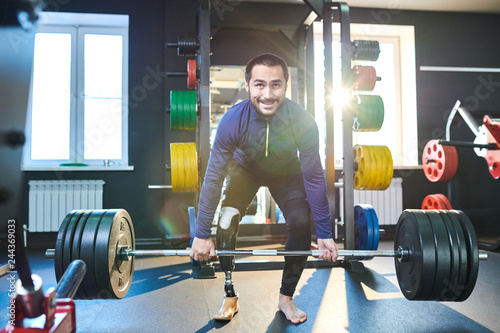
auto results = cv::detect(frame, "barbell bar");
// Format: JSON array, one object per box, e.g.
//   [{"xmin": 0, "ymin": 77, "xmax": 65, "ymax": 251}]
[{"xmin": 46, "ymin": 247, "xmax": 410, "ymax": 261}]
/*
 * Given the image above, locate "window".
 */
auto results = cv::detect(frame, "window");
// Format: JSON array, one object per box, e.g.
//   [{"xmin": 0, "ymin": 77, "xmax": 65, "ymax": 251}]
[
  {"xmin": 313, "ymin": 22, "xmax": 417, "ymax": 168},
  {"xmin": 23, "ymin": 12, "xmax": 130, "ymax": 169}
]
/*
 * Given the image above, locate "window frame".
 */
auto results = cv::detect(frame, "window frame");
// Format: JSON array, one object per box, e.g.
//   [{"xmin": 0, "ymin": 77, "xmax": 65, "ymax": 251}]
[
  {"xmin": 22, "ymin": 12, "xmax": 132, "ymax": 171},
  {"xmin": 313, "ymin": 22, "xmax": 418, "ymax": 168}
]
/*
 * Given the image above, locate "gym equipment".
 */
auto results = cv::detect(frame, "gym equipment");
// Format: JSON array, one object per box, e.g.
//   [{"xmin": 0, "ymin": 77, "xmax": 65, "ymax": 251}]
[
  {"xmin": 54, "ymin": 209, "xmax": 134, "ymax": 299},
  {"xmin": 170, "ymin": 90, "xmax": 197, "ymax": 131},
  {"xmin": 1, "ymin": 217, "xmax": 83, "ymax": 333},
  {"xmin": 421, "ymin": 194, "xmax": 452, "ymax": 210},
  {"xmin": 45, "ymin": 208, "xmax": 487, "ymax": 302},
  {"xmin": 351, "ymin": 95, "xmax": 384, "ymax": 132},
  {"xmin": 395, "ymin": 210, "xmax": 480, "ymax": 301},
  {"xmin": 354, "ymin": 204, "xmax": 379, "ymax": 260},
  {"xmin": 352, "ymin": 40, "xmax": 380, "ymax": 61},
  {"xmin": 351, "ymin": 65, "xmax": 378, "ymax": 91},
  {"xmin": 422, "ymin": 139, "xmax": 458, "ymax": 182},
  {"xmin": 166, "ymin": 59, "xmax": 197, "ymax": 89},
  {"xmin": 165, "ymin": 36, "xmax": 198, "ymax": 56},
  {"xmin": 353, "ymin": 145, "xmax": 393, "ymax": 190},
  {"xmin": 170, "ymin": 142, "xmax": 199, "ymax": 192},
  {"xmin": 430, "ymin": 100, "xmax": 500, "ymax": 179}
]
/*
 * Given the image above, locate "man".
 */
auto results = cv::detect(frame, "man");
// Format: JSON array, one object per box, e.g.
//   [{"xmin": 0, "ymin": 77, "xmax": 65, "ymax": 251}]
[{"xmin": 190, "ymin": 53, "xmax": 338, "ymax": 324}]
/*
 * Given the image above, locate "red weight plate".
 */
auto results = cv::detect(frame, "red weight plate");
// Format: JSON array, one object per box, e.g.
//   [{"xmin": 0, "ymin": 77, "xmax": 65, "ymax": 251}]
[
  {"xmin": 187, "ymin": 59, "xmax": 197, "ymax": 89},
  {"xmin": 352, "ymin": 65, "xmax": 377, "ymax": 91},
  {"xmin": 422, "ymin": 194, "xmax": 446, "ymax": 210},
  {"xmin": 482, "ymin": 116, "xmax": 500, "ymax": 179},
  {"xmin": 422, "ymin": 140, "xmax": 458, "ymax": 182}
]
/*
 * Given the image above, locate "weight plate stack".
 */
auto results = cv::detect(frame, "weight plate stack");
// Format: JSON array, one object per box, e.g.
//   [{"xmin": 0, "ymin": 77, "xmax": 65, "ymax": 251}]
[
  {"xmin": 352, "ymin": 95, "xmax": 384, "ymax": 132},
  {"xmin": 171, "ymin": 142, "xmax": 199, "ymax": 192},
  {"xmin": 170, "ymin": 90, "xmax": 197, "ymax": 131},
  {"xmin": 353, "ymin": 144, "xmax": 393, "ymax": 190},
  {"xmin": 352, "ymin": 40, "xmax": 380, "ymax": 61},
  {"xmin": 354, "ymin": 204, "xmax": 379, "ymax": 260}
]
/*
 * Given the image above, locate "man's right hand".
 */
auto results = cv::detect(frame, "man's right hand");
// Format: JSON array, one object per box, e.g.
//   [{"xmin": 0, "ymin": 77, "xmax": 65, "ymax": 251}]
[{"xmin": 189, "ymin": 237, "xmax": 215, "ymax": 261}]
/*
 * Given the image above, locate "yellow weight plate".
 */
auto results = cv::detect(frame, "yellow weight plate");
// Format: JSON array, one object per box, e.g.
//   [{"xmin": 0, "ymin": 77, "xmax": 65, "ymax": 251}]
[
  {"xmin": 353, "ymin": 145, "xmax": 393, "ymax": 190},
  {"xmin": 170, "ymin": 142, "xmax": 198, "ymax": 192}
]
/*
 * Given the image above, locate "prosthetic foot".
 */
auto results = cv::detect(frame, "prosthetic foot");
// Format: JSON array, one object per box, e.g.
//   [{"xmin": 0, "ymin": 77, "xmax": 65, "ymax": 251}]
[{"xmin": 213, "ymin": 294, "xmax": 240, "ymax": 321}]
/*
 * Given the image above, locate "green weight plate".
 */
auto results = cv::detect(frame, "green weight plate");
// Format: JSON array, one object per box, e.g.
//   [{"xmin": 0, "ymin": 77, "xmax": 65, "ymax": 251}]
[
  {"xmin": 170, "ymin": 90, "xmax": 197, "ymax": 131},
  {"xmin": 394, "ymin": 210, "xmax": 436, "ymax": 300},
  {"xmin": 451, "ymin": 210, "xmax": 479, "ymax": 302},
  {"xmin": 70, "ymin": 210, "xmax": 94, "ymax": 299},
  {"xmin": 61, "ymin": 210, "xmax": 86, "ymax": 288},
  {"xmin": 54, "ymin": 210, "xmax": 77, "ymax": 283},
  {"xmin": 354, "ymin": 95, "xmax": 384, "ymax": 132},
  {"xmin": 78, "ymin": 210, "xmax": 106, "ymax": 299},
  {"xmin": 423, "ymin": 210, "xmax": 452, "ymax": 301},
  {"xmin": 186, "ymin": 90, "xmax": 197, "ymax": 129},
  {"xmin": 94, "ymin": 209, "xmax": 135, "ymax": 299},
  {"xmin": 170, "ymin": 90, "xmax": 179, "ymax": 130},
  {"xmin": 437, "ymin": 210, "xmax": 462, "ymax": 301}
]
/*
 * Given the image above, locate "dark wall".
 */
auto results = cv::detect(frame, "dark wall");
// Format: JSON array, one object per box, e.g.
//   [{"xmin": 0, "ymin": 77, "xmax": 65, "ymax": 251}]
[{"xmin": 20, "ymin": 1, "xmax": 500, "ymax": 242}]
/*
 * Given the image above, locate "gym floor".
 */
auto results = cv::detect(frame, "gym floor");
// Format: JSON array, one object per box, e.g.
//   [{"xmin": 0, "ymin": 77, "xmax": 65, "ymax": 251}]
[{"xmin": 1, "ymin": 241, "xmax": 499, "ymax": 333}]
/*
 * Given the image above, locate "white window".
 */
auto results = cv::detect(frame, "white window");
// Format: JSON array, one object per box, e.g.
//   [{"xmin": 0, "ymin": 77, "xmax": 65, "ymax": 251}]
[
  {"xmin": 313, "ymin": 22, "xmax": 417, "ymax": 168},
  {"xmin": 22, "ymin": 12, "xmax": 131, "ymax": 170}
]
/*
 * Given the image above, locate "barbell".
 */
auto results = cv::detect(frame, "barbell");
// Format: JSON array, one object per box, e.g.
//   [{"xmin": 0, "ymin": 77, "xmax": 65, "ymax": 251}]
[{"xmin": 45, "ymin": 208, "xmax": 487, "ymax": 301}]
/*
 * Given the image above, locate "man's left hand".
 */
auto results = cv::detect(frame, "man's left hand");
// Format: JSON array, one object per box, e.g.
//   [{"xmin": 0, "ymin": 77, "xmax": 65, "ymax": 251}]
[{"xmin": 317, "ymin": 238, "xmax": 338, "ymax": 262}]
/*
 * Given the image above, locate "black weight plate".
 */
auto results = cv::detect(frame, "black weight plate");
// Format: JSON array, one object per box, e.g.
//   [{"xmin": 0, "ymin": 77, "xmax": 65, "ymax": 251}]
[
  {"xmin": 438, "ymin": 211, "xmax": 463, "ymax": 301},
  {"xmin": 70, "ymin": 210, "xmax": 94, "ymax": 299},
  {"xmin": 446, "ymin": 211, "xmax": 469, "ymax": 301},
  {"xmin": 451, "ymin": 210, "xmax": 479, "ymax": 301},
  {"xmin": 94, "ymin": 209, "xmax": 135, "ymax": 299},
  {"xmin": 61, "ymin": 210, "xmax": 86, "ymax": 285},
  {"xmin": 424, "ymin": 210, "xmax": 452, "ymax": 301},
  {"xmin": 54, "ymin": 210, "xmax": 77, "ymax": 282},
  {"xmin": 78, "ymin": 210, "xmax": 106, "ymax": 299},
  {"xmin": 394, "ymin": 210, "xmax": 436, "ymax": 300}
]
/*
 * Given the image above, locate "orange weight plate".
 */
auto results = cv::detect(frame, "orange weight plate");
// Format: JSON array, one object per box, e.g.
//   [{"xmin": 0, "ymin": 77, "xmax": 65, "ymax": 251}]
[{"xmin": 187, "ymin": 59, "xmax": 197, "ymax": 89}]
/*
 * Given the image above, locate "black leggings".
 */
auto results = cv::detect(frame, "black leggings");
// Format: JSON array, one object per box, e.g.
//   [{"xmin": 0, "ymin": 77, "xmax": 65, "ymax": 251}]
[{"xmin": 219, "ymin": 163, "xmax": 312, "ymax": 297}]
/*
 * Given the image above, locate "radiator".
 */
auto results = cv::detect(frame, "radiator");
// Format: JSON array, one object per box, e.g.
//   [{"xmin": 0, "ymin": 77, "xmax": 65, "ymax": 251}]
[
  {"xmin": 339, "ymin": 177, "xmax": 403, "ymax": 226},
  {"xmin": 28, "ymin": 180, "xmax": 105, "ymax": 232}
]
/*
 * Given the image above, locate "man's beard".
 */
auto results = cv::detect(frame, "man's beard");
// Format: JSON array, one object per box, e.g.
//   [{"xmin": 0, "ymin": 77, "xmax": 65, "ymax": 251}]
[{"xmin": 250, "ymin": 96, "xmax": 283, "ymax": 119}]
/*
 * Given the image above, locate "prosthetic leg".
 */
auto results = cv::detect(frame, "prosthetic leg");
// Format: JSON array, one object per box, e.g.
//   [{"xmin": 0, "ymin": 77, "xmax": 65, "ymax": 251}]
[{"xmin": 213, "ymin": 207, "xmax": 240, "ymax": 321}]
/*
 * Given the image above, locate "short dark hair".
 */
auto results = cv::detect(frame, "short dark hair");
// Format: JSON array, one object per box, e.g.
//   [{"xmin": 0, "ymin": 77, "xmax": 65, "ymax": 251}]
[{"xmin": 245, "ymin": 53, "xmax": 289, "ymax": 84}]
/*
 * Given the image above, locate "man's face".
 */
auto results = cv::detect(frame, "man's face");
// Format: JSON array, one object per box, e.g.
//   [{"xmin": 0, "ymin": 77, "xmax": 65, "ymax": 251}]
[{"xmin": 245, "ymin": 64, "xmax": 287, "ymax": 119}]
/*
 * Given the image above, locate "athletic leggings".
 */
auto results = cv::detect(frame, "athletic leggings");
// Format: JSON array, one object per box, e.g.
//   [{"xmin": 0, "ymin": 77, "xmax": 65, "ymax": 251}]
[{"xmin": 218, "ymin": 162, "xmax": 312, "ymax": 297}]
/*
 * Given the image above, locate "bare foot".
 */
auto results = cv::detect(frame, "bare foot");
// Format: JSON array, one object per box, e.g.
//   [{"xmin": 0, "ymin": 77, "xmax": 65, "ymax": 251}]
[{"xmin": 278, "ymin": 294, "xmax": 307, "ymax": 324}]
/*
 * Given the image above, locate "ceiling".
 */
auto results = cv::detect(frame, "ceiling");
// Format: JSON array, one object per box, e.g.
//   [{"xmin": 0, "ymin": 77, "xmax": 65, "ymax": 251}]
[{"xmin": 242, "ymin": 0, "xmax": 500, "ymax": 14}]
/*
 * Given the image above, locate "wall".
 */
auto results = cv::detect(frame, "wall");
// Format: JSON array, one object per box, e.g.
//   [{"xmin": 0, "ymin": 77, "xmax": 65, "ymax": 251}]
[{"xmin": 19, "ymin": 1, "xmax": 500, "ymax": 243}]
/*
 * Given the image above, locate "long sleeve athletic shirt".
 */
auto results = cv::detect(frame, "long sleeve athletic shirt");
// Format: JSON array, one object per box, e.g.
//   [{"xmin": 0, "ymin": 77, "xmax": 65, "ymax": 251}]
[{"xmin": 195, "ymin": 98, "xmax": 332, "ymax": 239}]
